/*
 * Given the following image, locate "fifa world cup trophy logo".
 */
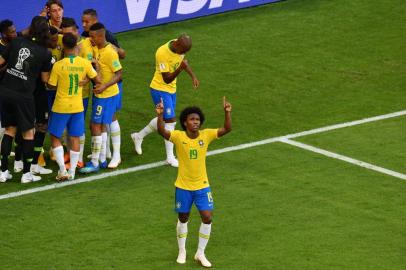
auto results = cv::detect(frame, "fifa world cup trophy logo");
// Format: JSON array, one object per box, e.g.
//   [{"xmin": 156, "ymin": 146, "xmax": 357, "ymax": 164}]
[{"xmin": 15, "ymin": 48, "xmax": 30, "ymax": 70}]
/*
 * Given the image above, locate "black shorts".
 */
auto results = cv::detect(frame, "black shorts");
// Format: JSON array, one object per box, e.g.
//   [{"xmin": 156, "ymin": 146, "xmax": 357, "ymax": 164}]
[
  {"xmin": 34, "ymin": 89, "xmax": 49, "ymax": 124},
  {"xmin": 1, "ymin": 96, "xmax": 35, "ymax": 132}
]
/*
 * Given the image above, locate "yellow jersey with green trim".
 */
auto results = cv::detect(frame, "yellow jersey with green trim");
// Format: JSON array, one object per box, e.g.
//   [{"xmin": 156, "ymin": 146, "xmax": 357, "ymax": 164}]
[
  {"xmin": 50, "ymin": 34, "xmax": 63, "ymax": 63},
  {"xmin": 48, "ymin": 56, "xmax": 97, "ymax": 113},
  {"xmin": 169, "ymin": 129, "xmax": 218, "ymax": 191},
  {"xmin": 93, "ymin": 43, "xmax": 122, "ymax": 98},
  {"xmin": 150, "ymin": 40, "xmax": 184, "ymax": 94},
  {"xmin": 77, "ymin": 38, "xmax": 95, "ymax": 98}
]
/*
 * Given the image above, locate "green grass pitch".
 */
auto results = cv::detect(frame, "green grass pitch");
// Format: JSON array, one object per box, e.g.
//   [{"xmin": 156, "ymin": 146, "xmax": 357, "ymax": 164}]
[{"xmin": 0, "ymin": 0, "xmax": 405, "ymax": 269}]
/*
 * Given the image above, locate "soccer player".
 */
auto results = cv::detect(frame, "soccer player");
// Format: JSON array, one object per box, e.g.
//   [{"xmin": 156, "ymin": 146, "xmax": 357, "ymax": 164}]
[
  {"xmin": 80, "ymin": 23, "xmax": 122, "ymax": 173},
  {"xmin": 43, "ymin": 0, "xmax": 64, "ymax": 32},
  {"xmin": 0, "ymin": 16, "xmax": 52, "ymax": 183},
  {"xmin": 81, "ymin": 8, "xmax": 126, "ymax": 162},
  {"xmin": 156, "ymin": 97, "xmax": 232, "ymax": 267},
  {"xmin": 61, "ymin": 17, "xmax": 96, "ymax": 168},
  {"xmin": 81, "ymin": 9, "xmax": 125, "ymax": 59},
  {"xmin": 131, "ymin": 34, "xmax": 199, "ymax": 167},
  {"xmin": 0, "ymin": 19, "xmax": 20, "ymax": 157},
  {"xmin": 0, "ymin": 19, "xmax": 19, "ymax": 65},
  {"xmin": 47, "ymin": 33, "xmax": 99, "ymax": 180}
]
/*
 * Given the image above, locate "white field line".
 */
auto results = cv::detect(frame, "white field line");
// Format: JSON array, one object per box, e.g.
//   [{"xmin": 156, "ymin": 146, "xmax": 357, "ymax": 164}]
[
  {"xmin": 279, "ymin": 138, "xmax": 406, "ymax": 180},
  {"xmin": 0, "ymin": 110, "xmax": 405, "ymax": 200}
]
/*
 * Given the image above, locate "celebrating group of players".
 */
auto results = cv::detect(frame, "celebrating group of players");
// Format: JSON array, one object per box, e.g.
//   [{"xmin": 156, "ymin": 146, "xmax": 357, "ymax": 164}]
[
  {"xmin": 0, "ymin": 0, "xmax": 125, "ymax": 183},
  {"xmin": 0, "ymin": 1, "xmax": 235, "ymax": 267}
]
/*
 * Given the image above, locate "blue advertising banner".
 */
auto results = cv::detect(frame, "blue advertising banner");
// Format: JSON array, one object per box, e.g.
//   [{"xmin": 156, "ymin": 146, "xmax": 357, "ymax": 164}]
[{"xmin": 0, "ymin": 0, "xmax": 281, "ymax": 33}]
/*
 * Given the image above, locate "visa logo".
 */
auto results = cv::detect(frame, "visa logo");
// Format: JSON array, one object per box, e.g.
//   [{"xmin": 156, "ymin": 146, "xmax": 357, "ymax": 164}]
[{"xmin": 125, "ymin": 0, "xmax": 252, "ymax": 24}]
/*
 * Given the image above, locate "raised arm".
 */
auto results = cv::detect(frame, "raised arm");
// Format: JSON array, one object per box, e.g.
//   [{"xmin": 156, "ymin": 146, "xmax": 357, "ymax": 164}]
[
  {"xmin": 156, "ymin": 98, "xmax": 171, "ymax": 140},
  {"xmin": 217, "ymin": 96, "xmax": 232, "ymax": 138}
]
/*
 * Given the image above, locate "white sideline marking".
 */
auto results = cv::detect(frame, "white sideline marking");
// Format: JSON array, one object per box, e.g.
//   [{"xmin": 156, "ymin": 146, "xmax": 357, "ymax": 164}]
[
  {"xmin": 0, "ymin": 110, "xmax": 405, "ymax": 200},
  {"xmin": 279, "ymin": 138, "xmax": 406, "ymax": 180}
]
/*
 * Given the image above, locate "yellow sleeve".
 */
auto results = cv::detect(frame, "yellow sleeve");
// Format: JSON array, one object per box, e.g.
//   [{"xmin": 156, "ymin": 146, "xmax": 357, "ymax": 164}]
[
  {"xmin": 48, "ymin": 63, "xmax": 59, "ymax": 86},
  {"xmin": 156, "ymin": 49, "xmax": 170, "ymax": 73},
  {"xmin": 206, "ymin": 129, "xmax": 219, "ymax": 144},
  {"xmin": 107, "ymin": 49, "xmax": 122, "ymax": 73},
  {"xmin": 169, "ymin": 130, "xmax": 181, "ymax": 144},
  {"xmin": 86, "ymin": 61, "xmax": 97, "ymax": 79}
]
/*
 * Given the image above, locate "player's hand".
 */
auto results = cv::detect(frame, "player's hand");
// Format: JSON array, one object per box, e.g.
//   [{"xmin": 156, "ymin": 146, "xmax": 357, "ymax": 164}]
[
  {"xmin": 192, "ymin": 76, "xmax": 200, "ymax": 89},
  {"xmin": 79, "ymin": 77, "xmax": 90, "ymax": 87},
  {"xmin": 39, "ymin": 6, "xmax": 48, "ymax": 17},
  {"xmin": 155, "ymin": 98, "xmax": 164, "ymax": 115},
  {"xmin": 93, "ymin": 84, "xmax": 106, "ymax": 94},
  {"xmin": 223, "ymin": 96, "xmax": 232, "ymax": 112}
]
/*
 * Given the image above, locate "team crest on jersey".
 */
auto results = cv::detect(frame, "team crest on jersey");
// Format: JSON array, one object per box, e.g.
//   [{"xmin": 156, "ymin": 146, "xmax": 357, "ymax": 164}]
[
  {"xmin": 199, "ymin": 140, "xmax": 204, "ymax": 147},
  {"xmin": 176, "ymin": 202, "xmax": 181, "ymax": 209},
  {"xmin": 166, "ymin": 107, "xmax": 172, "ymax": 115},
  {"xmin": 159, "ymin": 63, "xmax": 166, "ymax": 70},
  {"xmin": 15, "ymin": 48, "xmax": 30, "ymax": 70}
]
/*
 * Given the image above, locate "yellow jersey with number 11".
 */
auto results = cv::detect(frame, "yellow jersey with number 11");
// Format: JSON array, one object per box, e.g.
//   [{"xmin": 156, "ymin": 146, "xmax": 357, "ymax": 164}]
[{"xmin": 48, "ymin": 56, "xmax": 97, "ymax": 113}]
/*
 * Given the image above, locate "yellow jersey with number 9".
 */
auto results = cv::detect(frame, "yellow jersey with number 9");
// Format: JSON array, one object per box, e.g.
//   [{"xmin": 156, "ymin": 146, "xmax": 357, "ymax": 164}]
[
  {"xmin": 169, "ymin": 129, "xmax": 218, "ymax": 191},
  {"xmin": 48, "ymin": 56, "xmax": 97, "ymax": 113},
  {"xmin": 150, "ymin": 40, "xmax": 184, "ymax": 94}
]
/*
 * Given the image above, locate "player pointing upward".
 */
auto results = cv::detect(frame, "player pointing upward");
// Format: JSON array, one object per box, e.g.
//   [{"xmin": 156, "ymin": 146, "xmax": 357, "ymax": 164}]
[{"xmin": 156, "ymin": 97, "xmax": 232, "ymax": 268}]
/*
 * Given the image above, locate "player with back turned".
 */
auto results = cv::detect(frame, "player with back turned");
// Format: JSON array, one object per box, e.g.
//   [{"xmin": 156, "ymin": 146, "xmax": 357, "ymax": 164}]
[{"xmin": 156, "ymin": 97, "xmax": 232, "ymax": 268}]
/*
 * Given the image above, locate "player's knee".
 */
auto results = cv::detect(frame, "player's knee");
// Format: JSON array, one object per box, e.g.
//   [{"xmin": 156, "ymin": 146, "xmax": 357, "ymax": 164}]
[
  {"xmin": 178, "ymin": 213, "xmax": 189, "ymax": 223},
  {"xmin": 200, "ymin": 213, "xmax": 212, "ymax": 224}
]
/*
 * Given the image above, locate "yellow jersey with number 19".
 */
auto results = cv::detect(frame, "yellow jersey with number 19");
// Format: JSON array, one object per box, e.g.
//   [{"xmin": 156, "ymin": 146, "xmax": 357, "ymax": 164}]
[
  {"xmin": 150, "ymin": 40, "xmax": 184, "ymax": 94},
  {"xmin": 48, "ymin": 56, "xmax": 97, "ymax": 113},
  {"xmin": 169, "ymin": 129, "xmax": 218, "ymax": 191},
  {"xmin": 93, "ymin": 43, "xmax": 122, "ymax": 98}
]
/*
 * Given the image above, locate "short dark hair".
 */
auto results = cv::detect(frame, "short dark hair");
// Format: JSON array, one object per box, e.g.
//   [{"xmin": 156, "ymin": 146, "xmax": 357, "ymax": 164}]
[
  {"xmin": 61, "ymin": 17, "xmax": 78, "ymax": 29},
  {"xmin": 83, "ymin": 8, "xmax": 97, "ymax": 17},
  {"xmin": 62, "ymin": 32, "xmax": 77, "ymax": 49},
  {"xmin": 46, "ymin": 0, "xmax": 64, "ymax": 9},
  {"xmin": 89, "ymin": 22, "xmax": 105, "ymax": 31},
  {"xmin": 0, "ymin": 19, "xmax": 13, "ymax": 34},
  {"xmin": 179, "ymin": 106, "xmax": 205, "ymax": 130}
]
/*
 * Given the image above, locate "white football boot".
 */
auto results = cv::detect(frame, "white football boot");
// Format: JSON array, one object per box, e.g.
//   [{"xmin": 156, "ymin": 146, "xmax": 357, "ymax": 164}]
[
  {"xmin": 166, "ymin": 158, "xmax": 179, "ymax": 168},
  {"xmin": 194, "ymin": 252, "xmax": 212, "ymax": 268},
  {"xmin": 31, "ymin": 164, "xmax": 53, "ymax": 175},
  {"xmin": 130, "ymin": 133, "xmax": 143, "ymax": 155},
  {"xmin": 0, "ymin": 170, "xmax": 13, "ymax": 183},
  {"xmin": 14, "ymin": 160, "xmax": 23, "ymax": 173},
  {"xmin": 176, "ymin": 249, "xmax": 186, "ymax": 264},
  {"xmin": 21, "ymin": 172, "xmax": 41, "ymax": 183}
]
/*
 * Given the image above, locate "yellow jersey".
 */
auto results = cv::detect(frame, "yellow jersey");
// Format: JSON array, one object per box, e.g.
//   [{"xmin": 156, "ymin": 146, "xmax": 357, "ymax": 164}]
[
  {"xmin": 77, "ymin": 38, "xmax": 95, "ymax": 98},
  {"xmin": 48, "ymin": 56, "xmax": 97, "ymax": 113},
  {"xmin": 150, "ymin": 40, "xmax": 184, "ymax": 94},
  {"xmin": 169, "ymin": 129, "xmax": 218, "ymax": 191},
  {"xmin": 50, "ymin": 34, "xmax": 63, "ymax": 64},
  {"xmin": 93, "ymin": 43, "xmax": 122, "ymax": 98}
]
